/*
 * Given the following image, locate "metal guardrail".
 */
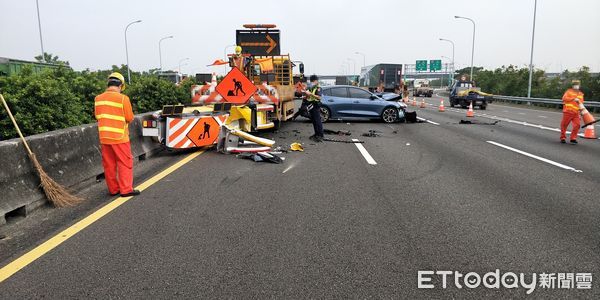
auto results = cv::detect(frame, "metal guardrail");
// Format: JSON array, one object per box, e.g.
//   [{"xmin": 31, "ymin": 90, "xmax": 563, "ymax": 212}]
[{"xmin": 492, "ymin": 95, "xmax": 600, "ymax": 108}]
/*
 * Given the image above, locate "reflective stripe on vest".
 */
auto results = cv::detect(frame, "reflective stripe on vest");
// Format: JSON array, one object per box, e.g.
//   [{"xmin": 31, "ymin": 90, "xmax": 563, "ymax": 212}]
[
  {"xmin": 95, "ymin": 94, "xmax": 126, "ymax": 140},
  {"xmin": 308, "ymin": 86, "xmax": 319, "ymax": 102}
]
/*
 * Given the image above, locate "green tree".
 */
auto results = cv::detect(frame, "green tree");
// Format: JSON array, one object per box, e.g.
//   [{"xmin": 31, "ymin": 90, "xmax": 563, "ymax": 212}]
[{"xmin": 34, "ymin": 52, "xmax": 70, "ymax": 65}]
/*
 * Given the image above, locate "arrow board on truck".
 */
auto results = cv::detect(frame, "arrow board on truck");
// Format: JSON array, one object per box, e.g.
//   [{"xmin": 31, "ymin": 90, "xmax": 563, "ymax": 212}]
[{"xmin": 236, "ymin": 29, "xmax": 280, "ymax": 56}]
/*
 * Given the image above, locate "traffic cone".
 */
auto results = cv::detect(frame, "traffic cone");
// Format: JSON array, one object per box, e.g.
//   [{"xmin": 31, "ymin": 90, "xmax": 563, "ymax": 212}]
[
  {"xmin": 438, "ymin": 99, "xmax": 445, "ymax": 112},
  {"xmin": 466, "ymin": 101, "xmax": 474, "ymax": 117},
  {"xmin": 579, "ymin": 102, "xmax": 597, "ymax": 127},
  {"xmin": 412, "ymin": 98, "xmax": 417, "ymax": 106},
  {"xmin": 209, "ymin": 72, "xmax": 217, "ymax": 92},
  {"xmin": 420, "ymin": 99, "xmax": 426, "ymax": 108},
  {"xmin": 583, "ymin": 124, "xmax": 596, "ymax": 139}
]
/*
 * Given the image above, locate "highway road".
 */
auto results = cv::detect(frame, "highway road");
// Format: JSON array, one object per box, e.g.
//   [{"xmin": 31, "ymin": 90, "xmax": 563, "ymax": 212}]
[{"xmin": 1, "ymin": 96, "xmax": 599, "ymax": 298}]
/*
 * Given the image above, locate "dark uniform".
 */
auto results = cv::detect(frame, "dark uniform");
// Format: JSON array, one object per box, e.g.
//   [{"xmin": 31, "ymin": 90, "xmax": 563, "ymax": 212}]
[{"xmin": 307, "ymin": 84, "xmax": 324, "ymax": 140}]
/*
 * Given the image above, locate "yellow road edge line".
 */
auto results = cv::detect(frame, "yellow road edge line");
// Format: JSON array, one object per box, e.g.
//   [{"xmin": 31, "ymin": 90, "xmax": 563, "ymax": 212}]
[{"xmin": 0, "ymin": 150, "xmax": 204, "ymax": 283}]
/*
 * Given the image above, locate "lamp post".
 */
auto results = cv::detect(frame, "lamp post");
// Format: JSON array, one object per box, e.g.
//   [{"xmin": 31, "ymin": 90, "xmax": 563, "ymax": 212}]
[
  {"xmin": 124, "ymin": 20, "xmax": 142, "ymax": 84},
  {"xmin": 439, "ymin": 38, "xmax": 455, "ymax": 80},
  {"xmin": 355, "ymin": 52, "xmax": 366, "ymax": 69},
  {"xmin": 527, "ymin": 0, "xmax": 538, "ymax": 98},
  {"xmin": 178, "ymin": 58, "xmax": 190, "ymax": 74},
  {"xmin": 35, "ymin": 0, "xmax": 45, "ymax": 62},
  {"xmin": 159, "ymin": 35, "xmax": 174, "ymax": 71},
  {"xmin": 442, "ymin": 56, "xmax": 453, "ymax": 88},
  {"xmin": 455, "ymin": 16, "xmax": 476, "ymax": 80},
  {"xmin": 347, "ymin": 58, "xmax": 356, "ymax": 75}
]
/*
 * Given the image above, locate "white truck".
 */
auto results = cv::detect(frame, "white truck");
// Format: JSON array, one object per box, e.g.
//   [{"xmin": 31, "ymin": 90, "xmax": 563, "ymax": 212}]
[{"xmin": 413, "ymin": 79, "xmax": 433, "ymax": 97}]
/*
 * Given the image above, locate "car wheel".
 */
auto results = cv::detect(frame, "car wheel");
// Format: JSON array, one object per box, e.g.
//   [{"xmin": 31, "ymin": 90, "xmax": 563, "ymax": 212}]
[
  {"xmin": 320, "ymin": 106, "xmax": 330, "ymax": 123},
  {"xmin": 381, "ymin": 107, "xmax": 399, "ymax": 123}
]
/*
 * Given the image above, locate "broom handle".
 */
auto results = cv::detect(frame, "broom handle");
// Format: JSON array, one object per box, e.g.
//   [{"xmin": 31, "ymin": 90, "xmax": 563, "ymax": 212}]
[{"xmin": 0, "ymin": 94, "xmax": 34, "ymax": 155}]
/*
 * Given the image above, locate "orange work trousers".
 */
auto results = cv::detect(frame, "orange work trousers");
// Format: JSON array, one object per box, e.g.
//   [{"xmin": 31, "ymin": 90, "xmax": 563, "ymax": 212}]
[
  {"xmin": 101, "ymin": 142, "xmax": 134, "ymax": 194},
  {"xmin": 560, "ymin": 111, "xmax": 581, "ymax": 141}
]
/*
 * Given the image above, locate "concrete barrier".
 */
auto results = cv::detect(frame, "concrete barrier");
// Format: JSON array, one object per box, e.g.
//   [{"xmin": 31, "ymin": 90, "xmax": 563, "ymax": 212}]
[{"xmin": 0, "ymin": 114, "xmax": 160, "ymax": 225}]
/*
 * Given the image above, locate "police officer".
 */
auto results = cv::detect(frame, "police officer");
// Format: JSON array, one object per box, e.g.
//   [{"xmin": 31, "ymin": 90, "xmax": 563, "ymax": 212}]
[{"xmin": 304, "ymin": 75, "xmax": 324, "ymax": 142}]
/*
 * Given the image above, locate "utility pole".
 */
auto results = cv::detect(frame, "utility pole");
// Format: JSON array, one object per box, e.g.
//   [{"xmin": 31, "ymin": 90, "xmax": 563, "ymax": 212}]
[
  {"xmin": 455, "ymin": 16, "xmax": 476, "ymax": 80},
  {"xmin": 124, "ymin": 20, "xmax": 142, "ymax": 84},
  {"xmin": 35, "ymin": 0, "xmax": 45, "ymax": 62},
  {"xmin": 527, "ymin": 0, "xmax": 538, "ymax": 98}
]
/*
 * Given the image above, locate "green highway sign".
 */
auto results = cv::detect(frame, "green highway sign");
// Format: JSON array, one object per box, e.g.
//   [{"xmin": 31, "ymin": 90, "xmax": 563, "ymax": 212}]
[
  {"xmin": 416, "ymin": 60, "xmax": 427, "ymax": 71},
  {"xmin": 430, "ymin": 59, "xmax": 442, "ymax": 71}
]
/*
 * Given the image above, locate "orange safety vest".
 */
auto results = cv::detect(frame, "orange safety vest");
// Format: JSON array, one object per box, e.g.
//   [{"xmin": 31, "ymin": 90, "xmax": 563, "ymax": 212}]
[
  {"xmin": 94, "ymin": 90, "xmax": 133, "ymax": 144},
  {"xmin": 562, "ymin": 88, "xmax": 584, "ymax": 114}
]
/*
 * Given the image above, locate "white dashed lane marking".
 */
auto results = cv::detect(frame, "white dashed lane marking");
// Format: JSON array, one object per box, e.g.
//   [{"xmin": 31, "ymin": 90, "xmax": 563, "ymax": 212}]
[{"xmin": 487, "ymin": 141, "xmax": 583, "ymax": 173}]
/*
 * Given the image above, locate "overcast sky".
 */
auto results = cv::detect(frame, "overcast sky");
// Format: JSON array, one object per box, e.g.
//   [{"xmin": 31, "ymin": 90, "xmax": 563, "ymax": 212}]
[{"xmin": 1, "ymin": 0, "xmax": 599, "ymax": 75}]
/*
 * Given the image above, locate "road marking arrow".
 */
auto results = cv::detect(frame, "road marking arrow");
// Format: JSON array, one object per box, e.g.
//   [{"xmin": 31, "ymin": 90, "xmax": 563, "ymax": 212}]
[{"xmin": 240, "ymin": 34, "xmax": 277, "ymax": 54}]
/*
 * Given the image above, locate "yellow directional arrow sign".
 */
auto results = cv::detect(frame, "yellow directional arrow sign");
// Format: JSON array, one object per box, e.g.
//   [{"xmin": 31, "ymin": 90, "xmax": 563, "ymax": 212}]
[{"xmin": 240, "ymin": 34, "xmax": 277, "ymax": 54}]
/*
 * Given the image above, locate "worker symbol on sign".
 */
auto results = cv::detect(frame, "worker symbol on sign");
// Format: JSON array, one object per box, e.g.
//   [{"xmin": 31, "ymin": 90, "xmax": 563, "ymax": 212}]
[
  {"xmin": 200, "ymin": 121, "xmax": 211, "ymax": 139},
  {"xmin": 215, "ymin": 67, "xmax": 257, "ymax": 104},
  {"xmin": 228, "ymin": 78, "xmax": 246, "ymax": 96}
]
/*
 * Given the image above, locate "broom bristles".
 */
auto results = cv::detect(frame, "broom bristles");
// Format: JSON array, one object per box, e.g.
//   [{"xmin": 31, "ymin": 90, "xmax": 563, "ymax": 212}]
[{"xmin": 28, "ymin": 153, "xmax": 83, "ymax": 207}]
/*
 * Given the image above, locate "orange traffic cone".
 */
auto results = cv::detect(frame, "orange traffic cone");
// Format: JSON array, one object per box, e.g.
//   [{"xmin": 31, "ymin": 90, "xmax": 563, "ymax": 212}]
[
  {"xmin": 579, "ymin": 102, "xmax": 597, "ymax": 127},
  {"xmin": 466, "ymin": 101, "xmax": 474, "ymax": 117},
  {"xmin": 583, "ymin": 124, "xmax": 596, "ymax": 139},
  {"xmin": 420, "ymin": 99, "xmax": 426, "ymax": 108},
  {"xmin": 412, "ymin": 98, "xmax": 417, "ymax": 106},
  {"xmin": 438, "ymin": 99, "xmax": 445, "ymax": 112}
]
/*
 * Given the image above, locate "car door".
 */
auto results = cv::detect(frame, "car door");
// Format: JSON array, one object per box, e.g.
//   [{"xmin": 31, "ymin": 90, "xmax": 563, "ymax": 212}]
[
  {"xmin": 348, "ymin": 87, "xmax": 381, "ymax": 118},
  {"xmin": 323, "ymin": 87, "xmax": 352, "ymax": 118}
]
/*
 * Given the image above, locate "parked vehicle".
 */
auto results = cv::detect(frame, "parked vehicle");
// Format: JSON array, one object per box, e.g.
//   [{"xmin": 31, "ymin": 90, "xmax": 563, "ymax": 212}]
[
  {"xmin": 301, "ymin": 85, "xmax": 406, "ymax": 123},
  {"xmin": 449, "ymin": 79, "xmax": 493, "ymax": 109},
  {"xmin": 413, "ymin": 80, "xmax": 433, "ymax": 97}
]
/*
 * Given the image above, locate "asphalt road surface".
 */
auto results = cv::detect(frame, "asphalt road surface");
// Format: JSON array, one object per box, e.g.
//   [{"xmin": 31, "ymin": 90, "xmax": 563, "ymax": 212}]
[{"xmin": 1, "ymin": 97, "xmax": 599, "ymax": 298}]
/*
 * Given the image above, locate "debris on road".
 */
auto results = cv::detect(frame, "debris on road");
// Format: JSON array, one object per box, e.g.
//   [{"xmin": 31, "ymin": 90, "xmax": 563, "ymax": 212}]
[
  {"xmin": 237, "ymin": 152, "xmax": 284, "ymax": 164},
  {"xmin": 324, "ymin": 128, "xmax": 351, "ymax": 136},
  {"xmin": 322, "ymin": 137, "xmax": 364, "ymax": 143},
  {"xmin": 290, "ymin": 142, "xmax": 304, "ymax": 152},
  {"xmin": 362, "ymin": 130, "xmax": 382, "ymax": 137},
  {"xmin": 459, "ymin": 120, "xmax": 501, "ymax": 125}
]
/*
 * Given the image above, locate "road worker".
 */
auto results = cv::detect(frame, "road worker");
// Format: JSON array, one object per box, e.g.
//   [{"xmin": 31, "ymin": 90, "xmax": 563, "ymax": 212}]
[
  {"xmin": 94, "ymin": 72, "xmax": 140, "ymax": 197},
  {"xmin": 304, "ymin": 74, "xmax": 324, "ymax": 142},
  {"xmin": 231, "ymin": 45, "xmax": 245, "ymax": 71},
  {"xmin": 560, "ymin": 79, "xmax": 584, "ymax": 144}
]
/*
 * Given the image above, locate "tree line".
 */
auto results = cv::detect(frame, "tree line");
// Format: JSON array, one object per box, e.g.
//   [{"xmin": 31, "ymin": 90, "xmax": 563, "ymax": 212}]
[
  {"xmin": 0, "ymin": 61, "xmax": 196, "ymax": 140},
  {"xmin": 460, "ymin": 65, "xmax": 600, "ymax": 100}
]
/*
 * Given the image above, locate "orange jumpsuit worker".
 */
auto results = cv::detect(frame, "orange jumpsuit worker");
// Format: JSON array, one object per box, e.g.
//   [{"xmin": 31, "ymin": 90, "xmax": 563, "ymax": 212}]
[
  {"xmin": 94, "ymin": 72, "xmax": 140, "ymax": 197},
  {"xmin": 560, "ymin": 80, "xmax": 584, "ymax": 144}
]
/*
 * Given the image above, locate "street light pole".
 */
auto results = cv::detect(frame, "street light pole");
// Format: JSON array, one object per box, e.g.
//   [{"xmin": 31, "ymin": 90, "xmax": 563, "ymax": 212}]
[
  {"xmin": 347, "ymin": 58, "xmax": 356, "ymax": 75},
  {"xmin": 178, "ymin": 58, "xmax": 190, "ymax": 74},
  {"xmin": 442, "ymin": 56, "xmax": 452, "ymax": 86},
  {"xmin": 355, "ymin": 52, "xmax": 366, "ymax": 69},
  {"xmin": 159, "ymin": 35, "xmax": 174, "ymax": 72},
  {"xmin": 439, "ymin": 38, "xmax": 455, "ymax": 80},
  {"xmin": 124, "ymin": 20, "xmax": 142, "ymax": 84},
  {"xmin": 35, "ymin": 0, "xmax": 45, "ymax": 62},
  {"xmin": 455, "ymin": 16, "xmax": 476, "ymax": 80},
  {"xmin": 527, "ymin": 0, "xmax": 538, "ymax": 98}
]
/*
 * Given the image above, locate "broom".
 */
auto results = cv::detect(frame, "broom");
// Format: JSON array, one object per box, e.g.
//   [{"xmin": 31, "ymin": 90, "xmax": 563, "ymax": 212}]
[{"xmin": 1, "ymin": 93, "xmax": 82, "ymax": 207}]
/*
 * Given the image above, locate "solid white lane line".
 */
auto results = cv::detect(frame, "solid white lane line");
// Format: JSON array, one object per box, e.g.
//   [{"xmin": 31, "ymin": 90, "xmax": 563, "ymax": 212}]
[
  {"xmin": 352, "ymin": 139, "xmax": 377, "ymax": 165},
  {"xmin": 416, "ymin": 117, "xmax": 440, "ymax": 125},
  {"xmin": 486, "ymin": 141, "xmax": 583, "ymax": 173}
]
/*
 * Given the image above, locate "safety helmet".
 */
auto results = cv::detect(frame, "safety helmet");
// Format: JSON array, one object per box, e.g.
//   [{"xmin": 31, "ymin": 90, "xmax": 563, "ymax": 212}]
[
  {"xmin": 108, "ymin": 72, "xmax": 126, "ymax": 90},
  {"xmin": 572, "ymin": 79, "xmax": 581, "ymax": 85},
  {"xmin": 235, "ymin": 46, "xmax": 242, "ymax": 55}
]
